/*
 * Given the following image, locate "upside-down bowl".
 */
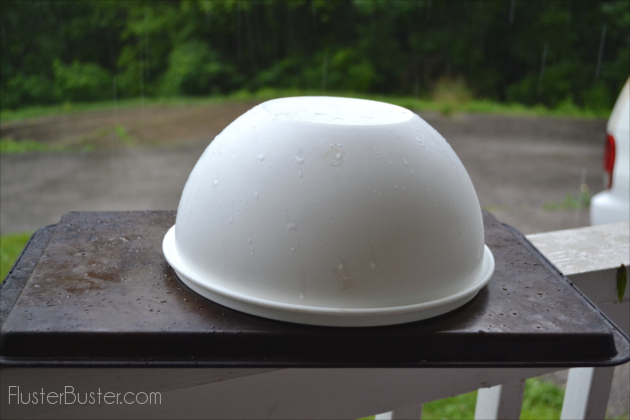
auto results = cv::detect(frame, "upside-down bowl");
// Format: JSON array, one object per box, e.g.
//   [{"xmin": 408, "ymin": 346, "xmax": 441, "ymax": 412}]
[{"xmin": 163, "ymin": 96, "xmax": 494, "ymax": 326}]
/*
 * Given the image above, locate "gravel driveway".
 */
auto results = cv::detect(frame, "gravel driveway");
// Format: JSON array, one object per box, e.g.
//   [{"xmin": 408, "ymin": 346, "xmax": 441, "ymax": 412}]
[{"xmin": 0, "ymin": 105, "xmax": 606, "ymax": 235}]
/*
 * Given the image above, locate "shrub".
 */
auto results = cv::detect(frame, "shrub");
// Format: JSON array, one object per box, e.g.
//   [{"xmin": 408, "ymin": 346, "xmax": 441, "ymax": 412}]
[
  {"xmin": 327, "ymin": 48, "xmax": 377, "ymax": 93},
  {"xmin": 159, "ymin": 41, "xmax": 239, "ymax": 97},
  {"xmin": 582, "ymin": 82, "xmax": 614, "ymax": 113},
  {"xmin": 53, "ymin": 60, "xmax": 112, "ymax": 102},
  {"xmin": 4, "ymin": 74, "xmax": 57, "ymax": 109}
]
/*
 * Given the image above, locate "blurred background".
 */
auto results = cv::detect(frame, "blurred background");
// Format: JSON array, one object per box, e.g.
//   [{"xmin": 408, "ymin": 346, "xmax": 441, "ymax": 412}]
[
  {"xmin": 1, "ymin": 0, "xmax": 628, "ymax": 112},
  {"xmin": 1, "ymin": 1, "xmax": 629, "ymax": 419}
]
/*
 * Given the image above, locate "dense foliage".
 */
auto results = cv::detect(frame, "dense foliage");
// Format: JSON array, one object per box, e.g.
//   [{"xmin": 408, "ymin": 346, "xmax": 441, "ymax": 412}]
[{"xmin": 1, "ymin": 0, "xmax": 628, "ymax": 111}]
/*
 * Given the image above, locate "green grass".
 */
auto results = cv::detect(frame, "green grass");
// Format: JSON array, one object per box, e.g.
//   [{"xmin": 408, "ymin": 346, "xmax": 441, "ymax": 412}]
[
  {"xmin": 0, "ymin": 96, "xmax": 238, "ymax": 124},
  {"xmin": 520, "ymin": 377, "xmax": 565, "ymax": 420},
  {"xmin": 542, "ymin": 191, "xmax": 592, "ymax": 211},
  {"xmin": 114, "ymin": 124, "xmax": 136, "ymax": 146},
  {"xmin": 1, "ymin": 232, "xmax": 33, "ymax": 282},
  {"xmin": 0, "ymin": 137, "xmax": 99, "ymax": 154},
  {"xmin": 0, "ymin": 89, "xmax": 610, "ymax": 125},
  {"xmin": 1, "ymin": 122, "xmax": 139, "ymax": 154},
  {"xmin": 233, "ymin": 88, "xmax": 611, "ymax": 119},
  {"xmin": 0, "ymin": 138, "xmax": 56, "ymax": 154},
  {"xmin": 358, "ymin": 377, "xmax": 626, "ymax": 420},
  {"xmin": 422, "ymin": 389, "xmax": 478, "ymax": 420}
]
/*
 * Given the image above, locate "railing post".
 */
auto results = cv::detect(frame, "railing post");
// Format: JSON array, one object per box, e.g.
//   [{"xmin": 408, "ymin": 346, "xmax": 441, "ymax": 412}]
[
  {"xmin": 528, "ymin": 222, "xmax": 629, "ymax": 420},
  {"xmin": 474, "ymin": 380, "xmax": 525, "ymax": 420},
  {"xmin": 375, "ymin": 404, "xmax": 423, "ymax": 420},
  {"xmin": 560, "ymin": 366, "xmax": 615, "ymax": 420}
]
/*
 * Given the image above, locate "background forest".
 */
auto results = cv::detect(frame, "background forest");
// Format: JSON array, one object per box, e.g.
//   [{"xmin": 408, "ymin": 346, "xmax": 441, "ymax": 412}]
[{"xmin": 1, "ymin": 0, "xmax": 629, "ymax": 112}]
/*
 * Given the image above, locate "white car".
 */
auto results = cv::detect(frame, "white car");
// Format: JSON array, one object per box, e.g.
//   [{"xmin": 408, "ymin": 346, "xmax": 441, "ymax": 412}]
[{"xmin": 590, "ymin": 78, "xmax": 630, "ymax": 225}]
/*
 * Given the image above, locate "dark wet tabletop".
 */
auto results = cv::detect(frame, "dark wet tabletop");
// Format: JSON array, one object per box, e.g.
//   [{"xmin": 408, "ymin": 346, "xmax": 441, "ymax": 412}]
[{"xmin": 1, "ymin": 211, "xmax": 628, "ymax": 367}]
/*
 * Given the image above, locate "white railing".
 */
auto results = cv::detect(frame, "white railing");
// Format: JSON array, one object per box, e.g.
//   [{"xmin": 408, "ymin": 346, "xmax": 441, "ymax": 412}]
[
  {"xmin": 378, "ymin": 221, "xmax": 629, "ymax": 420},
  {"xmin": 1, "ymin": 223, "xmax": 628, "ymax": 420}
]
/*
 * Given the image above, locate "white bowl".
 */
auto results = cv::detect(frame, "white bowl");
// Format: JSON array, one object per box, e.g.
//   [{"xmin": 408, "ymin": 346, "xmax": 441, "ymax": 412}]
[{"xmin": 163, "ymin": 96, "xmax": 494, "ymax": 327}]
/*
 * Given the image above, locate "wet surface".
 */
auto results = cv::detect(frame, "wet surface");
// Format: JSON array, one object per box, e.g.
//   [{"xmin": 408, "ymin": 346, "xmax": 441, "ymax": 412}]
[
  {"xmin": 1, "ymin": 211, "xmax": 628, "ymax": 367},
  {"xmin": 0, "ymin": 109, "xmax": 606, "ymax": 236}
]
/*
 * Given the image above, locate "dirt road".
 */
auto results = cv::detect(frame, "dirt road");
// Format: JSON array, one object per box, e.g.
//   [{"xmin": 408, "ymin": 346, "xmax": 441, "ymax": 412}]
[{"xmin": 1, "ymin": 102, "xmax": 606, "ymax": 235}]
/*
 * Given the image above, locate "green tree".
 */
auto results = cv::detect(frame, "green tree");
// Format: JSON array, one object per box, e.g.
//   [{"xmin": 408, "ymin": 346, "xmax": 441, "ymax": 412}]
[{"xmin": 1, "ymin": 0, "xmax": 628, "ymax": 111}]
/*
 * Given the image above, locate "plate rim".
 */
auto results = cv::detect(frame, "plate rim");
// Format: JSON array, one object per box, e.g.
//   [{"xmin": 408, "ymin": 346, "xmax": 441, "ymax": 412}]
[{"xmin": 162, "ymin": 225, "xmax": 495, "ymax": 325}]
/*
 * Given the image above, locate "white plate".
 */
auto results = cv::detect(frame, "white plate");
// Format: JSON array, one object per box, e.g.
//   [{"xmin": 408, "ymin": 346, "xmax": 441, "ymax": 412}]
[{"xmin": 162, "ymin": 226, "xmax": 495, "ymax": 327}]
